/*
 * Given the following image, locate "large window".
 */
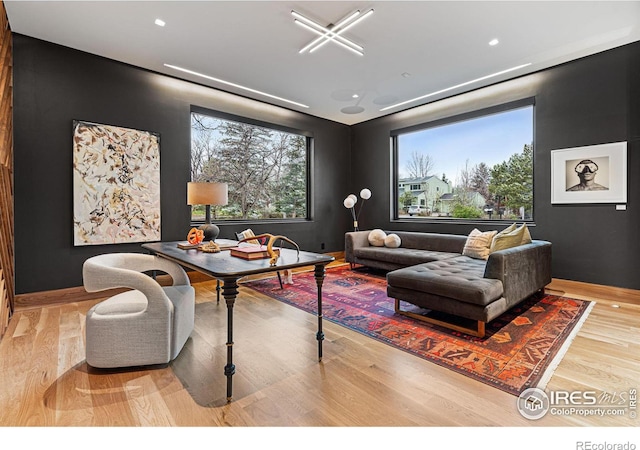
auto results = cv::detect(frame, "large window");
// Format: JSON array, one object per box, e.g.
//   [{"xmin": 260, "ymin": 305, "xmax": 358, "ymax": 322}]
[
  {"xmin": 394, "ymin": 102, "xmax": 534, "ymax": 221},
  {"xmin": 190, "ymin": 110, "xmax": 309, "ymax": 222}
]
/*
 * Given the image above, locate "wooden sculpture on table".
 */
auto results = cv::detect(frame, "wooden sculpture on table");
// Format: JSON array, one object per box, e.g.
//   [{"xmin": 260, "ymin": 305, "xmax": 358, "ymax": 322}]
[
  {"xmin": 200, "ymin": 241, "xmax": 221, "ymax": 253},
  {"xmin": 237, "ymin": 233, "xmax": 300, "ymax": 266},
  {"xmin": 187, "ymin": 227, "xmax": 204, "ymax": 245}
]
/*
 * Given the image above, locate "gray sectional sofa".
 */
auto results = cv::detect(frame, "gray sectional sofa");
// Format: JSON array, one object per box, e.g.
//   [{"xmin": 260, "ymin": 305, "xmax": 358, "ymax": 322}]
[{"xmin": 344, "ymin": 230, "xmax": 552, "ymax": 337}]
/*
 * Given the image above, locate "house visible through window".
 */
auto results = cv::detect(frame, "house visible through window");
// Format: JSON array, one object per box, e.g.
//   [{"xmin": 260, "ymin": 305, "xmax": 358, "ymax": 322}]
[
  {"xmin": 190, "ymin": 110, "xmax": 310, "ymax": 222},
  {"xmin": 393, "ymin": 102, "xmax": 534, "ymax": 221}
]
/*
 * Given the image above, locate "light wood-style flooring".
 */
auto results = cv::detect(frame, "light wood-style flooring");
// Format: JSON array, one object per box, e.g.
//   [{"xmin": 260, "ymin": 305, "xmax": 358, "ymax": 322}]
[{"xmin": 1, "ymin": 264, "xmax": 639, "ymax": 430}]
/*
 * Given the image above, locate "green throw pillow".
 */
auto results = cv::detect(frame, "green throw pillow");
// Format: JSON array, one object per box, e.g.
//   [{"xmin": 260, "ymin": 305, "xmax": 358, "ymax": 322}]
[
  {"xmin": 490, "ymin": 223, "xmax": 531, "ymax": 253},
  {"xmin": 498, "ymin": 223, "xmax": 517, "ymax": 235},
  {"xmin": 521, "ymin": 224, "xmax": 532, "ymax": 244}
]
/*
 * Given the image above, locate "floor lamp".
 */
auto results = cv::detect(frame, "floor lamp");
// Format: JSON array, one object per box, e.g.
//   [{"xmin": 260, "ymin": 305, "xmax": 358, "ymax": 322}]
[{"xmin": 187, "ymin": 182, "xmax": 228, "ymax": 241}]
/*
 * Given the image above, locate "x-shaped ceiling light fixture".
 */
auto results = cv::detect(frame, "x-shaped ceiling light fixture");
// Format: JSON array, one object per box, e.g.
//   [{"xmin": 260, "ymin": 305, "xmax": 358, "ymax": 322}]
[{"xmin": 292, "ymin": 9, "xmax": 374, "ymax": 56}]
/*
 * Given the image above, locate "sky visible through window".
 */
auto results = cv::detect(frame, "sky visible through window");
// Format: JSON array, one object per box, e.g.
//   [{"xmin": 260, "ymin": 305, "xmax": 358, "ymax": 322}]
[{"xmin": 397, "ymin": 106, "xmax": 533, "ymax": 182}]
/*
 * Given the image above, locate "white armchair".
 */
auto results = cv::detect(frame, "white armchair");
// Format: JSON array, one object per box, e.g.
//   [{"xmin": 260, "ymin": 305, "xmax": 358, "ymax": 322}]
[{"xmin": 82, "ymin": 253, "xmax": 195, "ymax": 368}]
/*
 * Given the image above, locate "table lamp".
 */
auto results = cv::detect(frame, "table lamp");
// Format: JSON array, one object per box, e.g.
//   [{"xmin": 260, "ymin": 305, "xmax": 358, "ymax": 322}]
[{"xmin": 187, "ymin": 182, "xmax": 228, "ymax": 241}]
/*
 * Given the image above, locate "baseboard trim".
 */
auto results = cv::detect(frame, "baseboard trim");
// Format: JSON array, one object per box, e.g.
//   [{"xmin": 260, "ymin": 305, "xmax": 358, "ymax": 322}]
[{"xmin": 546, "ymin": 278, "xmax": 640, "ymax": 307}]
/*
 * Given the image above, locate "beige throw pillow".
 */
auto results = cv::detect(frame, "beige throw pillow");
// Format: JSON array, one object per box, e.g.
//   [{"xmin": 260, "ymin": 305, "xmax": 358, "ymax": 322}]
[
  {"xmin": 462, "ymin": 229, "xmax": 497, "ymax": 260},
  {"xmin": 384, "ymin": 233, "xmax": 401, "ymax": 248},
  {"xmin": 368, "ymin": 229, "xmax": 387, "ymax": 247},
  {"xmin": 489, "ymin": 223, "xmax": 517, "ymax": 252},
  {"xmin": 490, "ymin": 223, "xmax": 532, "ymax": 253},
  {"xmin": 521, "ymin": 224, "xmax": 532, "ymax": 245},
  {"xmin": 498, "ymin": 223, "xmax": 517, "ymax": 236}
]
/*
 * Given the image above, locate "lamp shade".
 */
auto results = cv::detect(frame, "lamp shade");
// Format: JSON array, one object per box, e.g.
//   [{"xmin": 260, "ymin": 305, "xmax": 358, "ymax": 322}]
[
  {"xmin": 360, "ymin": 188, "xmax": 371, "ymax": 200},
  {"xmin": 343, "ymin": 197, "xmax": 355, "ymax": 208},
  {"xmin": 187, "ymin": 182, "xmax": 228, "ymax": 206}
]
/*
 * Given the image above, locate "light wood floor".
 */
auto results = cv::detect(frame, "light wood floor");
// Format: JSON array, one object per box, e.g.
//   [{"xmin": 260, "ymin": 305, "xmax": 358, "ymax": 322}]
[{"xmin": 1, "ymin": 264, "xmax": 638, "ymax": 430}]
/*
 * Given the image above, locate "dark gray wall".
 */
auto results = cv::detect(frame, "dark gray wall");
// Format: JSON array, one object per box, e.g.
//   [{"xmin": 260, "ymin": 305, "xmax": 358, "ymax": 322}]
[
  {"xmin": 13, "ymin": 35, "xmax": 351, "ymax": 294},
  {"xmin": 351, "ymin": 41, "xmax": 640, "ymax": 290},
  {"xmin": 12, "ymin": 34, "xmax": 640, "ymax": 293}
]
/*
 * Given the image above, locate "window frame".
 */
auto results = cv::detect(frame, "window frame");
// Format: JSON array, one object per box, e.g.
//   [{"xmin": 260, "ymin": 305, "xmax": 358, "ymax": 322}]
[
  {"xmin": 390, "ymin": 98, "xmax": 535, "ymax": 224},
  {"xmin": 190, "ymin": 105, "xmax": 314, "ymax": 225}
]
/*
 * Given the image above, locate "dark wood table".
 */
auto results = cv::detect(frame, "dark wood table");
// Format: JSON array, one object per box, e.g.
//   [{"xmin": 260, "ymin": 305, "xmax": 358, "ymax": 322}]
[{"xmin": 141, "ymin": 241, "xmax": 334, "ymax": 402}]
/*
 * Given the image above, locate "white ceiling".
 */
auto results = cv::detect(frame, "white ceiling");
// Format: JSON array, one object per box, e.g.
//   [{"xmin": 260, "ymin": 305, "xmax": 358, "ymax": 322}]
[{"xmin": 5, "ymin": 1, "xmax": 640, "ymax": 125}]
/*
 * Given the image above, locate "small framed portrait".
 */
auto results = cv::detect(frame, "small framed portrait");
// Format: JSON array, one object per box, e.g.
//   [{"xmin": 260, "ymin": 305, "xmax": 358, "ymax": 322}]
[{"xmin": 551, "ymin": 141, "xmax": 627, "ymax": 204}]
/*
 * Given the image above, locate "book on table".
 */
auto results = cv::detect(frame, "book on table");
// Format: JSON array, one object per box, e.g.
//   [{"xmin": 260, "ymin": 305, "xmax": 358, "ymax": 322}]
[
  {"xmin": 176, "ymin": 241, "xmax": 200, "ymax": 249},
  {"xmin": 177, "ymin": 238, "xmax": 239, "ymax": 250},
  {"xmin": 213, "ymin": 239, "xmax": 240, "ymax": 250},
  {"xmin": 230, "ymin": 245, "xmax": 279, "ymax": 260}
]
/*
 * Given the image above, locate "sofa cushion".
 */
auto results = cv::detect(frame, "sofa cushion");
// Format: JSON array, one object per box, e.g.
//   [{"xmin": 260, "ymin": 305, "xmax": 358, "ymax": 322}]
[
  {"xmin": 387, "ymin": 256, "xmax": 504, "ymax": 306},
  {"xmin": 490, "ymin": 223, "xmax": 532, "ymax": 253},
  {"xmin": 494, "ymin": 223, "xmax": 517, "ymax": 238},
  {"xmin": 384, "ymin": 233, "xmax": 401, "ymax": 248},
  {"xmin": 354, "ymin": 247, "xmax": 460, "ymax": 266},
  {"xmin": 521, "ymin": 224, "xmax": 532, "ymax": 245},
  {"xmin": 391, "ymin": 231, "xmax": 467, "ymax": 253},
  {"xmin": 462, "ymin": 229, "xmax": 497, "ymax": 260},
  {"xmin": 368, "ymin": 229, "xmax": 387, "ymax": 247},
  {"xmin": 91, "ymin": 289, "xmax": 148, "ymax": 315}
]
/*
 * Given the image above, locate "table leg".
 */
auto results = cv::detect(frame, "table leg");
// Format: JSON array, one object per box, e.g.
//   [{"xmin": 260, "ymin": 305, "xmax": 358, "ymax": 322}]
[
  {"xmin": 222, "ymin": 277, "xmax": 239, "ymax": 402},
  {"xmin": 314, "ymin": 264, "xmax": 326, "ymax": 361}
]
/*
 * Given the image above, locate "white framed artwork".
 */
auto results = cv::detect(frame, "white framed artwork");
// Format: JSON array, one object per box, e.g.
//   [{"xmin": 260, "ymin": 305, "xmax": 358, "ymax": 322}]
[
  {"xmin": 550, "ymin": 141, "xmax": 627, "ymax": 204},
  {"xmin": 73, "ymin": 120, "xmax": 161, "ymax": 245}
]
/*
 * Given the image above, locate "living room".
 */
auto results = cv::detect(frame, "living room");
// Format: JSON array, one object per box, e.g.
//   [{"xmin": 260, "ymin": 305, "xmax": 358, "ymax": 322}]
[{"xmin": 0, "ymin": 1, "xmax": 638, "ymax": 446}]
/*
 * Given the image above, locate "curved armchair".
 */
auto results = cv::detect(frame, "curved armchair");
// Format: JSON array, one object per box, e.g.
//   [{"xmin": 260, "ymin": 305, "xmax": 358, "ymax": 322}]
[{"xmin": 82, "ymin": 253, "xmax": 195, "ymax": 368}]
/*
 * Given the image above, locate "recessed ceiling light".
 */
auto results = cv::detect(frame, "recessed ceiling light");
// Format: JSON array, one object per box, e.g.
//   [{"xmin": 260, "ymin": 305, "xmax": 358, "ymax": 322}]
[
  {"xmin": 489, "ymin": 38, "xmax": 499, "ymax": 46},
  {"xmin": 155, "ymin": 19, "xmax": 166, "ymax": 27},
  {"xmin": 352, "ymin": 94, "xmax": 359, "ymax": 99},
  {"xmin": 163, "ymin": 64, "xmax": 310, "ymax": 109},
  {"xmin": 380, "ymin": 63, "xmax": 531, "ymax": 112},
  {"xmin": 401, "ymin": 72, "xmax": 411, "ymax": 78}
]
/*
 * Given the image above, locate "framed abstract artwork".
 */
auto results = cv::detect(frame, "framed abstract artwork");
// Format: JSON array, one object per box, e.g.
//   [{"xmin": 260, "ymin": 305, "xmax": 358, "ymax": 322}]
[
  {"xmin": 550, "ymin": 141, "xmax": 627, "ymax": 204},
  {"xmin": 73, "ymin": 120, "xmax": 161, "ymax": 246}
]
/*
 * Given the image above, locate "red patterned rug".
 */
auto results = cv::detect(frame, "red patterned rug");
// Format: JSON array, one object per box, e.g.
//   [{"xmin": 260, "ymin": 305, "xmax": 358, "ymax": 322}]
[{"xmin": 243, "ymin": 265, "xmax": 594, "ymax": 396}]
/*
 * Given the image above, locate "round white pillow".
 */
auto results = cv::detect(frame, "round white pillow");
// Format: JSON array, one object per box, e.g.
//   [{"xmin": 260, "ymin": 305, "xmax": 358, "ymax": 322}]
[
  {"xmin": 384, "ymin": 233, "xmax": 401, "ymax": 248},
  {"xmin": 367, "ymin": 229, "xmax": 387, "ymax": 247}
]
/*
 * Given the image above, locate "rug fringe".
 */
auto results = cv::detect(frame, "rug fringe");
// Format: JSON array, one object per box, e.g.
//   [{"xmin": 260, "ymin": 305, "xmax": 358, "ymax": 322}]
[{"xmin": 535, "ymin": 299, "xmax": 596, "ymax": 391}]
